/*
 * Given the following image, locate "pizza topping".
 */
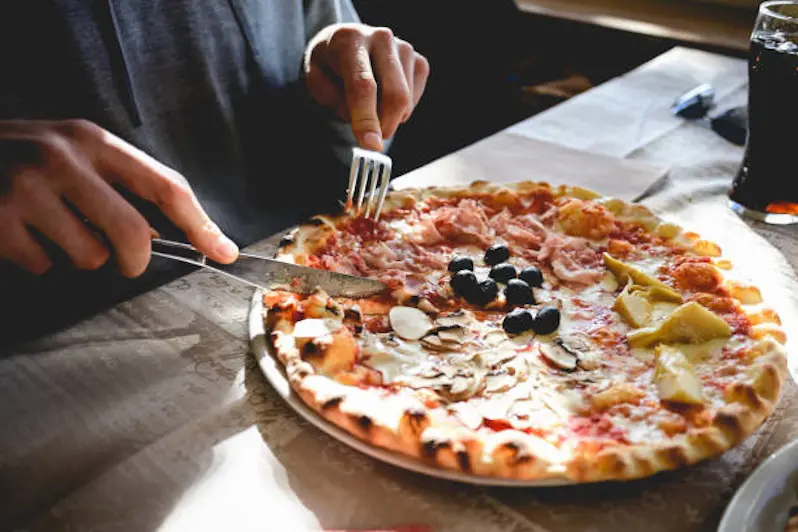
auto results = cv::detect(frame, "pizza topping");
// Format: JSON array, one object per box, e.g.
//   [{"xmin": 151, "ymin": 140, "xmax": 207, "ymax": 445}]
[
  {"xmin": 519, "ymin": 266, "xmax": 544, "ymax": 288},
  {"xmin": 653, "ymin": 345, "xmax": 704, "ymax": 405},
  {"xmin": 449, "ymin": 402, "xmax": 483, "ymax": 430},
  {"xmin": 292, "ymin": 318, "xmax": 343, "ymax": 339},
  {"xmin": 557, "ymin": 197, "xmax": 616, "ymax": 240},
  {"xmin": 502, "ymin": 308, "xmax": 535, "ymax": 335},
  {"xmin": 447, "ymin": 256, "xmax": 474, "ymax": 273},
  {"xmin": 627, "ymin": 301, "xmax": 732, "ymax": 348},
  {"xmin": 484, "ymin": 243, "xmax": 511, "ymax": 266},
  {"xmin": 539, "ymin": 342, "xmax": 578, "ymax": 371},
  {"xmin": 484, "ymin": 372, "xmax": 518, "ymax": 394},
  {"xmin": 671, "ymin": 259, "xmax": 723, "ymax": 293},
  {"xmin": 388, "ymin": 306, "xmax": 434, "ymax": 341},
  {"xmin": 504, "ymin": 279, "xmax": 536, "ymax": 306},
  {"xmin": 614, "ymin": 282, "xmax": 653, "ymax": 328},
  {"xmin": 435, "ymin": 309, "xmax": 474, "ymax": 328},
  {"xmin": 603, "ymin": 253, "xmax": 682, "ymax": 302},
  {"xmin": 532, "ymin": 306, "xmax": 561, "ymax": 335},
  {"xmin": 489, "ymin": 262, "xmax": 517, "ymax": 283},
  {"xmin": 591, "ymin": 383, "xmax": 646, "ymax": 411},
  {"xmin": 471, "ymin": 278, "xmax": 500, "ymax": 306},
  {"xmin": 450, "ymin": 269, "xmax": 478, "ymax": 298},
  {"xmin": 475, "ymin": 347, "xmax": 517, "ymax": 368}
]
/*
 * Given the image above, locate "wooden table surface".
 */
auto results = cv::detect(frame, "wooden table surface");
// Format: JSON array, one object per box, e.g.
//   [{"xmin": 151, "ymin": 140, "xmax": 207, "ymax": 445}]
[
  {"xmin": 3, "ymin": 46, "xmax": 798, "ymax": 532},
  {"xmin": 514, "ymin": 0, "xmax": 757, "ymax": 53}
]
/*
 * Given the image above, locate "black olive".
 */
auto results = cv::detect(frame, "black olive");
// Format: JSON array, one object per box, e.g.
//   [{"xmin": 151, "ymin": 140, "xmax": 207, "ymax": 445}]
[
  {"xmin": 448, "ymin": 256, "xmax": 474, "ymax": 273},
  {"xmin": 488, "ymin": 262, "xmax": 517, "ymax": 283},
  {"xmin": 451, "ymin": 270, "xmax": 478, "ymax": 298},
  {"xmin": 505, "ymin": 279, "xmax": 535, "ymax": 306},
  {"xmin": 532, "ymin": 306, "xmax": 561, "ymax": 335},
  {"xmin": 502, "ymin": 308, "xmax": 534, "ymax": 335},
  {"xmin": 519, "ymin": 266, "xmax": 544, "ymax": 288},
  {"xmin": 484, "ymin": 244, "xmax": 510, "ymax": 266},
  {"xmin": 467, "ymin": 278, "xmax": 499, "ymax": 306}
]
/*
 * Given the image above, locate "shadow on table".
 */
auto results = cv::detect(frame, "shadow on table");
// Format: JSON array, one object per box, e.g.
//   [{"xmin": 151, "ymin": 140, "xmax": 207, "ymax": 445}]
[{"xmin": 241, "ymin": 353, "xmax": 741, "ymax": 532}]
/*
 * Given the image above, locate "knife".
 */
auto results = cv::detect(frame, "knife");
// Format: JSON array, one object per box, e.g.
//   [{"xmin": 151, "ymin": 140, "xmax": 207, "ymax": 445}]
[{"xmin": 151, "ymin": 238, "xmax": 388, "ymax": 298}]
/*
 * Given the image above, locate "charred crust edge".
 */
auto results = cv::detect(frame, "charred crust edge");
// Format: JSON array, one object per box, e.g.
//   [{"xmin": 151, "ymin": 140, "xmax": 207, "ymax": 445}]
[
  {"xmin": 457, "ymin": 450, "xmax": 471, "ymax": 472},
  {"xmin": 321, "ymin": 396, "xmax": 343, "ymax": 410},
  {"xmin": 356, "ymin": 414, "xmax": 373, "ymax": 431}
]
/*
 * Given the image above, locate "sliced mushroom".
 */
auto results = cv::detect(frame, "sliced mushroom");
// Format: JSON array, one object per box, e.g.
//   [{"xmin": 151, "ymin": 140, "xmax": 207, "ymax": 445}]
[
  {"xmin": 539, "ymin": 342, "xmax": 578, "ymax": 371},
  {"xmin": 418, "ymin": 298, "xmax": 440, "ymax": 314},
  {"xmin": 396, "ymin": 374, "xmax": 451, "ymax": 390},
  {"xmin": 437, "ymin": 325, "xmax": 467, "ymax": 344},
  {"xmin": 449, "ymin": 376, "xmax": 471, "ymax": 395},
  {"xmin": 483, "ymin": 330, "xmax": 510, "ymax": 347},
  {"xmin": 475, "ymin": 347, "xmax": 517, "ymax": 369},
  {"xmin": 421, "ymin": 334, "xmax": 456, "ymax": 352},
  {"xmin": 292, "ymin": 318, "xmax": 342, "ymax": 339},
  {"xmin": 440, "ymin": 368, "xmax": 486, "ymax": 402},
  {"xmin": 449, "ymin": 402, "xmax": 483, "ymax": 430},
  {"xmin": 484, "ymin": 372, "xmax": 517, "ymax": 394},
  {"xmin": 435, "ymin": 310, "xmax": 473, "ymax": 328},
  {"xmin": 389, "ymin": 306, "xmax": 434, "ymax": 340}
]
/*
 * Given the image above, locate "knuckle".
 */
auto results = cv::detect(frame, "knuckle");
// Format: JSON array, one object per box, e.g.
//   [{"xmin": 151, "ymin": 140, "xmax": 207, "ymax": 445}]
[
  {"xmin": 157, "ymin": 179, "xmax": 192, "ymax": 209},
  {"xmin": 350, "ymin": 75, "xmax": 377, "ymax": 100},
  {"xmin": 397, "ymin": 39, "xmax": 414, "ymax": 56},
  {"xmin": 371, "ymin": 27, "xmax": 394, "ymax": 45},
  {"xmin": 36, "ymin": 132, "xmax": 69, "ymax": 165},
  {"xmin": 383, "ymin": 87, "xmax": 411, "ymax": 113},
  {"xmin": 59, "ymin": 119, "xmax": 101, "ymax": 142},
  {"xmin": 328, "ymin": 26, "xmax": 360, "ymax": 51}
]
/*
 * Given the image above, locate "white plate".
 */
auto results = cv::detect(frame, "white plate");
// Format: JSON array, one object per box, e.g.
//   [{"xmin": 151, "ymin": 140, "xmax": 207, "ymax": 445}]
[
  {"xmin": 718, "ymin": 438, "xmax": 798, "ymax": 532},
  {"xmin": 248, "ymin": 289, "xmax": 575, "ymax": 487}
]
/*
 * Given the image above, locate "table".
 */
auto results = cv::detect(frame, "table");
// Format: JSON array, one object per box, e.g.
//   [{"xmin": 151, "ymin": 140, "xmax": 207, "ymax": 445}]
[
  {"xmin": 3, "ymin": 46, "xmax": 798, "ymax": 532},
  {"xmin": 514, "ymin": 0, "xmax": 756, "ymax": 53}
]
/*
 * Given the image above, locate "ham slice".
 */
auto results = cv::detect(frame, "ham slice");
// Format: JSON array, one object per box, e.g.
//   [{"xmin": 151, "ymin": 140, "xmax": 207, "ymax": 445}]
[
  {"xmin": 432, "ymin": 199, "xmax": 493, "ymax": 247},
  {"xmin": 539, "ymin": 232, "xmax": 603, "ymax": 285}
]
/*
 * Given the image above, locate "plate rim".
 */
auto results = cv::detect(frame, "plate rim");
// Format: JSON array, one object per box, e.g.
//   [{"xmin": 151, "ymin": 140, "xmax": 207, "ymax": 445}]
[
  {"xmin": 717, "ymin": 437, "xmax": 798, "ymax": 532},
  {"xmin": 247, "ymin": 288, "xmax": 576, "ymax": 488}
]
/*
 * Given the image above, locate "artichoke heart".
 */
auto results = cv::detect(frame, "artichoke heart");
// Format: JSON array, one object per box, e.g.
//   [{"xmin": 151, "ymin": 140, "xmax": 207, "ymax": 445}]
[
  {"xmin": 653, "ymin": 345, "xmax": 704, "ymax": 404},
  {"xmin": 603, "ymin": 253, "xmax": 682, "ymax": 302},
  {"xmin": 614, "ymin": 282, "xmax": 653, "ymax": 328},
  {"xmin": 627, "ymin": 301, "xmax": 732, "ymax": 348},
  {"xmin": 614, "ymin": 280, "xmax": 684, "ymax": 328}
]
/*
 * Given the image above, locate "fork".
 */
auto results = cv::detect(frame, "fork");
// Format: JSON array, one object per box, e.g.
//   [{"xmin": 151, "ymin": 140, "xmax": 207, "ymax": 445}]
[{"xmin": 345, "ymin": 147, "xmax": 393, "ymax": 220}]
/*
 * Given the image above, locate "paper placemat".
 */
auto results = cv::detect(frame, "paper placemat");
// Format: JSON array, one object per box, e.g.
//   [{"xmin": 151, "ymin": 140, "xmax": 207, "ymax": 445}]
[{"xmin": 392, "ymin": 131, "xmax": 668, "ymax": 202}]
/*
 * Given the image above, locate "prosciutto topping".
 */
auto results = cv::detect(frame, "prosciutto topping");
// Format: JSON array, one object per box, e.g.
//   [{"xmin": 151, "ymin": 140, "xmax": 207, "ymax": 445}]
[{"xmin": 313, "ymin": 192, "xmax": 606, "ymax": 292}]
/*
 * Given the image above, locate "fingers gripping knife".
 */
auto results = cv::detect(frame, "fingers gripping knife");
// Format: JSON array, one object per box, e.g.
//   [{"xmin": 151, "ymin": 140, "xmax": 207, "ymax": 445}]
[{"xmin": 150, "ymin": 238, "xmax": 387, "ymax": 298}]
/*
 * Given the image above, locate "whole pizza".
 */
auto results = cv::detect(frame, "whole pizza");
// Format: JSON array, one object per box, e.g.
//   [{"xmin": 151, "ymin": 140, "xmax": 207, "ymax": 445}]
[{"xmin": 262, "ymin": 180, "xmax": 788, "ymax": 483}]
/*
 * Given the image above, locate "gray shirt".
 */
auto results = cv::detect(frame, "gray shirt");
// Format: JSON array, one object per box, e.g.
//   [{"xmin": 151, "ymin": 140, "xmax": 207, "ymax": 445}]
[
  {"xmin": 0, "ymin": 1, "xmax": 363, "ymax": 343},
  {"xmin": 0, "ymin": 0, "xmax": 360, "ymax": 245}
]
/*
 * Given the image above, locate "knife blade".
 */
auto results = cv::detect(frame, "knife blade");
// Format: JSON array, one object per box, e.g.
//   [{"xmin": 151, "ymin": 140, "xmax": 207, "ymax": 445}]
[{"xmin": 151, "ymin": 238, "xmax": 388, "ymax": 298}]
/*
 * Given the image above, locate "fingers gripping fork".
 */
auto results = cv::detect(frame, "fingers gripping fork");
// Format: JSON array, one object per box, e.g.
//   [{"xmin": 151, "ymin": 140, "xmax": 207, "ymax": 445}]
[{"xmin": 346, "ymin": 147, "xmax": 392, "ymax": 221}]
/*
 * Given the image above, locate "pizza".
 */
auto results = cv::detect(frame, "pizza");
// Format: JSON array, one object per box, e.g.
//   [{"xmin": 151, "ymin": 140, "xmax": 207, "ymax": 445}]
[{"xmin": 261, "ymin": 180, "xmax": 788, "ymax": 483}]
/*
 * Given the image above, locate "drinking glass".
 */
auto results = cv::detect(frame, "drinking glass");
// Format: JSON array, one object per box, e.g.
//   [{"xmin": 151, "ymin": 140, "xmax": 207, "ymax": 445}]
[{"xmin": 729, "ymin": 0, "xmax": 798, "ymax": 225}]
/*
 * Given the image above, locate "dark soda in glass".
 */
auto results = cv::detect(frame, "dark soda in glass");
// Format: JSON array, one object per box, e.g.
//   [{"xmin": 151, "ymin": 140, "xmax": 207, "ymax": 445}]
[{"xmin": 729, "ymin": 2, "xmax": 798, "ymax": 224}]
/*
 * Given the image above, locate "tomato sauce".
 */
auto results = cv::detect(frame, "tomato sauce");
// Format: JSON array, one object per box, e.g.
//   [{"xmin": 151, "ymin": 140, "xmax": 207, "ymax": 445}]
[{"xmin": 569, "ymin": 414, "xmax": 629, "ymax": 444}]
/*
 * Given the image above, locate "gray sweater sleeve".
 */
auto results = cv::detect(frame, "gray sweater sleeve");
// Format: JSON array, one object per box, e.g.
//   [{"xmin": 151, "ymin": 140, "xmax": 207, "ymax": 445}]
[{"xmin": 303, "ymin": 0, "xmax": 361, "ymax": 41}]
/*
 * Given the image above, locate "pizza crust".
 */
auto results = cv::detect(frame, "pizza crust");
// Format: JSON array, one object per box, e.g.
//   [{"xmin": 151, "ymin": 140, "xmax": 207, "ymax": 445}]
[{"xmin": 264, "ymin": 180, "xmax": 789, "ymax": 483}]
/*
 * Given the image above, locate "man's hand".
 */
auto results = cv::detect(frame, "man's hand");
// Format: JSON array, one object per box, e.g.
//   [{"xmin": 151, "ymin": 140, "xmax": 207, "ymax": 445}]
[
  {"xmin": 304, "ymin": 24, "xmax": 430, "ymax": 151},
  {"xmin": 0, "ymin": 119, "xmax": 239, "ymax": 277}
]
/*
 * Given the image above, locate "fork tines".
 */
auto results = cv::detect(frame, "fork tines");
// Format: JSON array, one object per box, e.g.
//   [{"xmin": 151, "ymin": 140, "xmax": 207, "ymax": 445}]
[{"xmin": 346, "ymin": 147, "xmax": 392, "ymax": 221}]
